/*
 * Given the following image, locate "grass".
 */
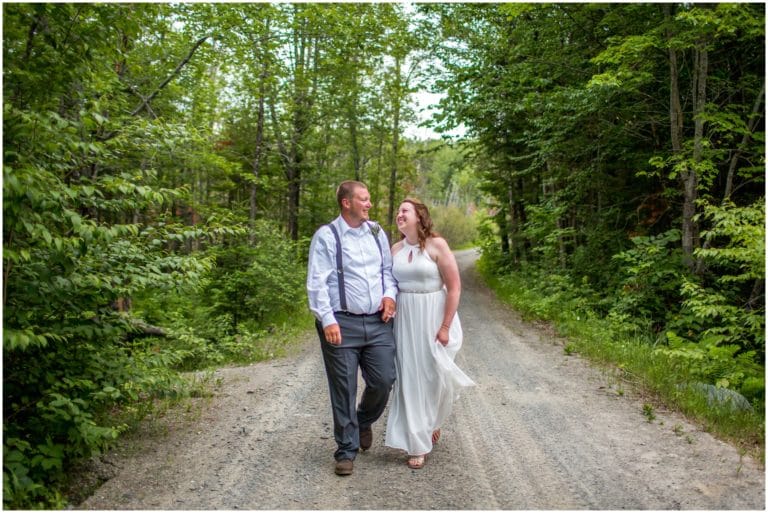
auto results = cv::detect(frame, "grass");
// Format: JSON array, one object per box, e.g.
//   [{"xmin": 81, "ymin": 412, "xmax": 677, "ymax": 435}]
[
  {"xmin": 642, "ymin": 403, "xmax": 657, "ymax": 423},
  {"xmin": 226, "ymin": 309, "xmax": 316, "ymax": 366},
  {"xmin": 477, "ymin": 258, "xmax": 765, "ymax": 464}
]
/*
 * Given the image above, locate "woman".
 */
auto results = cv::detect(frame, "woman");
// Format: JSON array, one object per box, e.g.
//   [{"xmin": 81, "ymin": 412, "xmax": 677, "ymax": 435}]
[{"xmin": 384, "ymin": 198, "xmax": 475, "ymax": 469}]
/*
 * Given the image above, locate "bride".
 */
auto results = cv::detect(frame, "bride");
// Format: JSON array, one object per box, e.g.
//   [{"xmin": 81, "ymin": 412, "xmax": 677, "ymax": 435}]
[{"xmin": 384, "ymin": 198, "xmax": 475, "ymax": 469}]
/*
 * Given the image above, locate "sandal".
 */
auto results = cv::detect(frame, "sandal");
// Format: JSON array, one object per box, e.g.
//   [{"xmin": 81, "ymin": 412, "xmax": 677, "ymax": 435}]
[
  {"xmin": 407, "ymin": 455, "xmax": 426, "ymax": 469},
  {"xmin": 432, "ymin": 429, "xmax": 441, "ymax": 445}
]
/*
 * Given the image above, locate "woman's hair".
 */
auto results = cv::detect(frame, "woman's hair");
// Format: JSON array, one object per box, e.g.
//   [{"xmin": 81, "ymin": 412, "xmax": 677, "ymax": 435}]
[
  {"xmin": 336, "ymin": 180, "xmax": 367, "ymax": 208},
  {"xmin": 401, "ymin": 197, "xmax": 438, "ymax": 250}
]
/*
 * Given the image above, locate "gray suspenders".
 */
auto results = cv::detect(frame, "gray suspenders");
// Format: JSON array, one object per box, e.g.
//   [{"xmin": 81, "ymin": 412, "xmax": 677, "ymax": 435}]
[{"xmin": 327, "ymin": 222, "xmax": 384, "ymax": 313}]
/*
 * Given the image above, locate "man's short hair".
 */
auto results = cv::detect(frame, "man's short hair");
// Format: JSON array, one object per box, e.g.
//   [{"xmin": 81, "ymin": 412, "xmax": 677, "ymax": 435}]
[{"xmin": 336, "ymin": 180, "xmax": 368, "ymax": 208}]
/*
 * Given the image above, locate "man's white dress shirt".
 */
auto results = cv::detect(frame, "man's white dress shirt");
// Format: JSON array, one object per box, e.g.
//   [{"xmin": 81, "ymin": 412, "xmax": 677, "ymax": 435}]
[{"xmin": 307, "ymin": 216, "xmax": 397, "ymax": 328}]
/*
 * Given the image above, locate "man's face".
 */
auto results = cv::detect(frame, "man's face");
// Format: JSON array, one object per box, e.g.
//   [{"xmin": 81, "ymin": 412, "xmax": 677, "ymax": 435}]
[{"xmin": 345, "ymin": 187, "xmax": 372, "ymax": 226}]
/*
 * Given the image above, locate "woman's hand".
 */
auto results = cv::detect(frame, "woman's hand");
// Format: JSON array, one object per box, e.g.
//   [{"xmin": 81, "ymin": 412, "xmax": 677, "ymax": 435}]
[{"xmin": 435, "ymin": 324, "xmax": 450, "ymax": 346}]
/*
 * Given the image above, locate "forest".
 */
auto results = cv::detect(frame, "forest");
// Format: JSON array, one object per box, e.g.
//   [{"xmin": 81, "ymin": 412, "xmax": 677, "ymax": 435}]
[{"xmin": 2, "ymin": 2, "xmax": 764, "ymax": 509}]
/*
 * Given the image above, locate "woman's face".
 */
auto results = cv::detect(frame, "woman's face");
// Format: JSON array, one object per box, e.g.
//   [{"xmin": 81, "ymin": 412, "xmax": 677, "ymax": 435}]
[{"xmin": 396, "ymin": 201, "xmax": 417, "ymax": 234}]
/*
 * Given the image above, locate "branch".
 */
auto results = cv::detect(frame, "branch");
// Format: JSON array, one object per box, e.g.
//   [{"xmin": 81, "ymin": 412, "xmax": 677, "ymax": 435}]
[
  {"xmin": 127, "ymin": 86, "xmax": 158, "ymax": 119},
  {"xmin": 130, "ymin": 35, "xmax": 210, "ymax": 117},
  {"xmin": 723, "ymin": 78, "xmax": 765, "ymax": 201},
  {"xmin": 129, "ymin": 319, "xmax": 167, "ymax": 338}
]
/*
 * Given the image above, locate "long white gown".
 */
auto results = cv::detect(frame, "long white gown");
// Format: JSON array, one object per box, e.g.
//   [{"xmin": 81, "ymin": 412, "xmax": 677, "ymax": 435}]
[{"xmin": 384, "ymin": 239, "xmax": 475, "ymax": 456}]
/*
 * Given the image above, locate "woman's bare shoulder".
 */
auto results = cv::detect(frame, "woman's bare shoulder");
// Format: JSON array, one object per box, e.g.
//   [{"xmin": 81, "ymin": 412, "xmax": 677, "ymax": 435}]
[
  {"xmin": 425, "ymin": 236, "xmax": 451, "ymax": 260},
  {"xmin": 427, "ymin": 236, "xmax": 451, "ymax": 251},
  {"xmin": 391, "ymin": 240, "xmax": 404, "ymax": 255}
]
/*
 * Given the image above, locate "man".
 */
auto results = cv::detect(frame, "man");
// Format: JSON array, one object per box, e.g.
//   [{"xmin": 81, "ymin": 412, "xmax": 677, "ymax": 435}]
[{"xmin": 307, "ymin": 180, "xmax": 398, "ymax": 476}]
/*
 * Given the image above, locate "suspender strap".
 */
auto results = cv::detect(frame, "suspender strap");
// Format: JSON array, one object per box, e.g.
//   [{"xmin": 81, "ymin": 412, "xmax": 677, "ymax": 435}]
[
  {"xmin": 327, "ymin": 223, "xmax": 347, "ymax": 312},
  {"xmin": 327, "ymin": 221, "xmax": 385, "ymax": 314}
]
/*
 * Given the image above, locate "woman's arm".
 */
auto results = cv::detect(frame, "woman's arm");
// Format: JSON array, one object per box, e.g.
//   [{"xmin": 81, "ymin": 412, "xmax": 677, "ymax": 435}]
[{"xmin": 429, "ymin": 237, "xmax": 461, "ymax": 345}]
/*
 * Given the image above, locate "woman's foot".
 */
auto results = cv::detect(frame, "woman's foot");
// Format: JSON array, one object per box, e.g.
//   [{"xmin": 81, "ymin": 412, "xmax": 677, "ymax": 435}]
[
  {"xmin": 432, "ymin": 429, "xmax": 441, "ymax": 445},
  {"xmin": 407, "ymin": 455, "xmax": 426, "ymax": 469}
]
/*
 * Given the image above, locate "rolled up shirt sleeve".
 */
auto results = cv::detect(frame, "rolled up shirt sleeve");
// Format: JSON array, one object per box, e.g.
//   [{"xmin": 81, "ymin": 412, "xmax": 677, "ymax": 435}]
[{"xmin": 380, "ymin": 229, "xmax": 398, "ymax": 302}]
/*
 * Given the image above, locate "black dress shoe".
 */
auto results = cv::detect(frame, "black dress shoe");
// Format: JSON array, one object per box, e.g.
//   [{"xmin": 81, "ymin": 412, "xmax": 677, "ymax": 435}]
[{"xmin": 359, "ymin": 427, "xmax": 372, "ymax": 451}]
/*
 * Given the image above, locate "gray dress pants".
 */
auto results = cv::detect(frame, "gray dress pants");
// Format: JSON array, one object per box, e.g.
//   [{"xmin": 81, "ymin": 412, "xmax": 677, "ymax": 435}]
[{"xmin": 316, "ymin": 313, "xmax": 396, "ymax": 461}]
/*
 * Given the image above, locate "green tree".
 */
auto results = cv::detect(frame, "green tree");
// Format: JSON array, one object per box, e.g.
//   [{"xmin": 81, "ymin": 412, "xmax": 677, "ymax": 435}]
[
  {"xmin": 423, "ymin": 2, "xmax": 764, "ymax": 406},
  {"xmin": 2, "ymin": 4, "xmax": 240, "ymax": 507}
]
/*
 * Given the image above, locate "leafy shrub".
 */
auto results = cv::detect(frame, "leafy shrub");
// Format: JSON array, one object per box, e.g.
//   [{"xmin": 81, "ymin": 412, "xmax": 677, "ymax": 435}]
[
  {"xmin": 684, "ymin": 199, "xmax": 764, "ymax": 355},
  {"xmin": 129, "ymin": 219, "xmax": 309, "ymax": 371},
  {"xmin": 522, "ymin": 200, "xmax": 571, "ymax": 267},
  {"xmin": 607, "ymin": 229, "xmax": 686, "ymax": 332},
  {"xmin": 201, "ymin": 220, "xmax": 306, "ymax": 332},
  {"xmin": 659, "ymin": 332, "xmax": 762, "ymax": 393},
  {"xmin": 657, "ymin": 199, "xmax": 765, "ymax": 410},
  {"xmin": 2, "ymin": 107, "xmax": 225, "ymax": 508}
]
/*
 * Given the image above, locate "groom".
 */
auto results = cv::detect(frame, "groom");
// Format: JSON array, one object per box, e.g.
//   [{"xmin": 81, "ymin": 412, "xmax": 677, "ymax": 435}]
[{"xmin": 306, "ymin": 180, "xmax": 398, "ymax": 476}]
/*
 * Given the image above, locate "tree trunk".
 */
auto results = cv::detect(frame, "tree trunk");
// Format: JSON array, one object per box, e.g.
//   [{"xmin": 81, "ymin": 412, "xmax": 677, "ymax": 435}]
[
  {"xmin": 349, "ymin": 53, "xmax": 362, "ymax": 181},
  {"xmin": 507, "ymin": 179, "xmax": 518, "ymax": 264},
  {"xmin": 269, "ymin": 96, "xmax": 289, "ymax": 229},
  {"xmin": 514, "ymin": 176, "xmax": 528, "ymax": 262},
  {"xmin": 685, "ymin": 41, "xmax": 707, "ymax": 272},
  {"xmin": 249, "ymin": 22, "xmax": 270, "ymax": 246},
  {"xmin": 269, "ymin": 7, "xmax": 316, "ymax": 241},
  {"xmin": 498, "ymin": 207, "xmax": 510, "ymax": 257},
  {"xmin": 664, "ymin": 4, "xmax": 697, "ymax": 270},
  {"xmin": 372, "ymin": 127, "xmax": 384, "ymax": 207},
  {"xmin": 747, "ymin": 278, "xmax": 764, "ymax": 310},
  {"xmin": 386, "ymin": 55, "xmax": 402, "ymax": 235},
  {"xmin": 350, "ymin": 113, "xmax": 361, "ymax": 181}
]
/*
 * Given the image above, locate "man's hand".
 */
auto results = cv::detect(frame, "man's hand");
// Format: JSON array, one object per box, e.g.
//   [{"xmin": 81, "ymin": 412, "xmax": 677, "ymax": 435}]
[
  {"xmin": 379, "ymin": 297, "xmax": 396, "ymax": 323},
  {"xmin": 324, "ymin": 323, "xmax": 342, "ymax": 345}
]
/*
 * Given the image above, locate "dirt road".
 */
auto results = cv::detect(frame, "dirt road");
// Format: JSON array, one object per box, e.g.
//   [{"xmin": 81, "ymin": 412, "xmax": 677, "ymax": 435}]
[{"xmin": 81, "ymin": 249, "xmax": 764, "ymax": 510}]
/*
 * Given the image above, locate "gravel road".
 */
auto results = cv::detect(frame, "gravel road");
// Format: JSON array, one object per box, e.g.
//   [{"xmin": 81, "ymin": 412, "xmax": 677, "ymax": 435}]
[{"xmin": 80, "ymin": 249, "xmax": 765, "ymax": 510}]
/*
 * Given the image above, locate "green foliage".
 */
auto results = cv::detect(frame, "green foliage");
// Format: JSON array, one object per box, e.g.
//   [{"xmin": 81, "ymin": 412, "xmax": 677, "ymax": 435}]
[
  {"xmin": 608, "ymin": 230, "xmax": 686, "ymax": 333},
  {"xmin": 4, "ymin": 437, "xmax": 66, "ymax": 509},
  {"xmin": 2, "ymin": 140, "xmax": 212, "ymax": 508},
  {"xmin": 642, "ymin": 404, "xmax": 657, "ymax": 423},
  {"xmin": 522, "ymin": 201, "xmax": 568, "ymax": 265},
  {"xmin": 3, "ymin": 8, "xmax": 237, "ymax": 504},
  {"xmin": 428, "ymin": 1, "xmax": 763, "ymax": 385},
  {"xmin": 129, "ymin": 219, "xmax": 309, "ymax": 371},
  {"xmin": 654, "ymin": 198, "xmax": 766, "ymax": 408},
  {"xmin": 696, "ymin": 199, "xmax": 765, "ymax": 285},
  {"xmin": 677, "ymin": 277, "xmax": 764, "ymax": 353},
  {"xmin": 478, "ymin": 256, "xmax": 598, "ymax": 327},
  {"xmin": 202, "ymin": 222, "xmax": 306, "ymax": 332},
  {"xmin": 411, "ymin": 140, "xmax": 481, "ymax": 209},
  {"xmin": 658, "ymin": 333, "xmax": 763, "ymax": 405}
]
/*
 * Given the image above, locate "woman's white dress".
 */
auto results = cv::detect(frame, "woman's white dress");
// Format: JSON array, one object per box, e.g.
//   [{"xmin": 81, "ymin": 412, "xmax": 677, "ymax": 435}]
[{"xmin": 384, "ymin": 240, "xmax": 475, "ymax": 456}]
